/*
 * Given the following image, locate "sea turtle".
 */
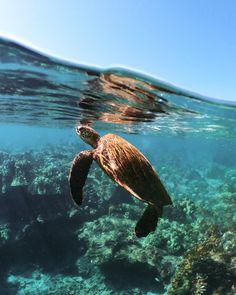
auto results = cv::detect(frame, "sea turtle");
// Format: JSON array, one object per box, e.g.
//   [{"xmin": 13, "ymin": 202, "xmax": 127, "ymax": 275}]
[{"xmin": 69, "ymin": 125, "xmax": 172, "ymax": 237}]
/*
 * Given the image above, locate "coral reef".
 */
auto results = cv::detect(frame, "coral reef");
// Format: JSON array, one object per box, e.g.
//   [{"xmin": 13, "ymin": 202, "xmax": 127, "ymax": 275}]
[
  {"xmin": 0, "ymin": 149, "xmax": 70, "ymax": 196},
  {"xmin": 167, "ymin": 234, "xmax": 235, "ymax": 294},
  {"xmin": 0, "ymin": 223, "xmax": 10, "ymax": 246},
  {"xmin": 0, "ymin": 151, "xmax": 15, "ymax": 193},
  {"xmin": 0, "ymin": 143, "xmax": 235, "ymax": 294}
]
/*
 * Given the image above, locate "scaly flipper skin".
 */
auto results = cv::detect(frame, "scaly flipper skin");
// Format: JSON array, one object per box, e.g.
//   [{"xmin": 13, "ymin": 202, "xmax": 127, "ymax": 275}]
[
  {"xmin": 69, "ymin": 150, "xmax": 93, "ymax": 207},
  {"xmin": 135, "ymin": 205, "xmax": 163, "ymax": 237}
]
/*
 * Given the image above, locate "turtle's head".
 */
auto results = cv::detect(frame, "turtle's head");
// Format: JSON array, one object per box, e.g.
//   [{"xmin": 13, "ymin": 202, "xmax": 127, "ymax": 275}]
[{"xmin": 76, "ymin": 125, "xmax": 100, "ymax": 148}]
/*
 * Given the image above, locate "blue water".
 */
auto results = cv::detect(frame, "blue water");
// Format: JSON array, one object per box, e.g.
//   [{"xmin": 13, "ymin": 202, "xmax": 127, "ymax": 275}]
[{"xmin": 0, "ymin": 37, "xmax": 235, "ymax": 295}]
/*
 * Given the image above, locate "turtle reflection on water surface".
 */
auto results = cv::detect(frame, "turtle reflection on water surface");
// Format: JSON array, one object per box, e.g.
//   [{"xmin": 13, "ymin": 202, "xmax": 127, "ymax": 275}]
[{"xmin": 69, "ymin": 125, "xmax": 172, "ymax": 237}]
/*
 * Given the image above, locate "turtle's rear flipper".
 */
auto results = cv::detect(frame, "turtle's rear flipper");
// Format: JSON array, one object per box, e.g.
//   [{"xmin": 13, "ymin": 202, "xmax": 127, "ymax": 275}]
[
  {"xmin": 69, "ymin": 150, "xmax": 93, "ymax": 207},
  {"xmin": 135, "ymin": 204, "xmax": 163, "ymax": 238}
]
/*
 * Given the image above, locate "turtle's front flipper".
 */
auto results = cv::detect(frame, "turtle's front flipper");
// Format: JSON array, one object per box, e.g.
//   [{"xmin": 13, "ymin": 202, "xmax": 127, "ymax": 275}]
[
  {"xmin": 69, "ymin": 150, "xmax": 93, "ymax": 207},
  {"xmin": 135, "ymin": 204, "xmax": 163, "ymax": 238}
]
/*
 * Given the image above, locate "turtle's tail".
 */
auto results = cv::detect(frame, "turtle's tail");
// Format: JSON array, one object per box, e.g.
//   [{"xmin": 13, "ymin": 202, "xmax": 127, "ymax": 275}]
[{"xmin": 135, "ymin": 204, "xmax": 163, "ymax": 238}]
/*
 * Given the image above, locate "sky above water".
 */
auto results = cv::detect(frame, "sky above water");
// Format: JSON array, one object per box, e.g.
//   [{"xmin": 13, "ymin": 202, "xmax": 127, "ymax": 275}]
[{"xmin": 0, "ymin": 0, "xmax": 235, "ymax": 102}]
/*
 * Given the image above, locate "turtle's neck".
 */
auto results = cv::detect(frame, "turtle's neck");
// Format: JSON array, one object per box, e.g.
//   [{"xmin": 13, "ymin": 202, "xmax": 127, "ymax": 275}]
[{"xmin": 90, "ymin": 133, "xmax": 100, "ymax": 148}]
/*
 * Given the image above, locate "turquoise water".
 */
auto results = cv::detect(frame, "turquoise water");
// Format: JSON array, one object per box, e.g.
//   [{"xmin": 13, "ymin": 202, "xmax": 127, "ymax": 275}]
[{"xmin": 0, "ymin": 37, "xmax": 236, "ymax": 294}]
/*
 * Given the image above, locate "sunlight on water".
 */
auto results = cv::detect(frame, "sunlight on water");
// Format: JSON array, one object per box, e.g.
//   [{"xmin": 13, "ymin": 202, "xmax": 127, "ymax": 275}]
[{"xmin": 0, "ymin": 37, "xmax": 235, "ymax": 294}]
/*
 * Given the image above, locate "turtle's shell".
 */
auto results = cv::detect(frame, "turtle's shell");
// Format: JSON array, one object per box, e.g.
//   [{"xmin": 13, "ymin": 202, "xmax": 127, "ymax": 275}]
[{"xmin": 93, "ymin": 134, "xmax": 172, "ymax": 207}]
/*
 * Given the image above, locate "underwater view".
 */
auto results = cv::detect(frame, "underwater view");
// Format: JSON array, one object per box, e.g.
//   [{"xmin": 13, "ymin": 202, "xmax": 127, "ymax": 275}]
[{"xmin": 0, "ymin": 37, "xmax": 236, "ymax": 295}]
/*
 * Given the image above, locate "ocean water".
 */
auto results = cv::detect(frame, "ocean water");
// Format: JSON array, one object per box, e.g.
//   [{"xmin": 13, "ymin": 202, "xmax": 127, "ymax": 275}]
[{"xmin": 0, "ymin": 37, "xmax": 235, "ymax": 295}]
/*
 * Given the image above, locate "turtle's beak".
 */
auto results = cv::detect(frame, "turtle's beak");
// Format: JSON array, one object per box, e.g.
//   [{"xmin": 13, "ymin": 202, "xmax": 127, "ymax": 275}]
[{"xmin": 76, "ymin": 126, "xmax": 82, "ymax": 135}]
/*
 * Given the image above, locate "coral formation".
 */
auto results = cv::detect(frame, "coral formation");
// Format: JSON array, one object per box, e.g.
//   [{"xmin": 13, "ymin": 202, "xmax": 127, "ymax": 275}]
[
  {"xmin": 0, "ymin": 223, "xmax": 10, "ymax": 246},
  {"xmin": 167, "ymin": 234, "xmax": 235, "ymax": 294},
  {"xmin": 0, "ymin": 143, "xmax": 235, "ymax": 294}
]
